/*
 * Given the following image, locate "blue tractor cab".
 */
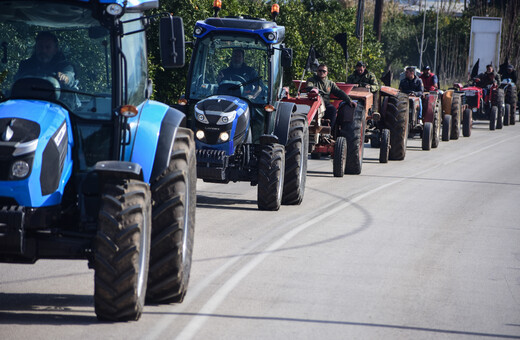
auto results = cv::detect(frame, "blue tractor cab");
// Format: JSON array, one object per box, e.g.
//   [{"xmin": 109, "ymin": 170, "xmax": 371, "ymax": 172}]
[
  {"xmin": 0, "ymin": 0, "xmax": 196, "ymax": 321},
  {"xmin": 181, "ymin": 4, "xmax": 309, "ymax": 210}
]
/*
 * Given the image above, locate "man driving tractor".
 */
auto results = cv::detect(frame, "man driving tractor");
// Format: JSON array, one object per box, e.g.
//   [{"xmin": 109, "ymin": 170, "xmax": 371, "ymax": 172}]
[{"xmin": 306, "ymin": 63, "xmax": 356, "ymax": 129}]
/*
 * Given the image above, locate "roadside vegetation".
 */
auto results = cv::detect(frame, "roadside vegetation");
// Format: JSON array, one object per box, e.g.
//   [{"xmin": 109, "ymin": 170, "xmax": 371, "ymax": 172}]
[{"xmin": 148, "ymin": 0, "xmax": 520, "ymax": 102}]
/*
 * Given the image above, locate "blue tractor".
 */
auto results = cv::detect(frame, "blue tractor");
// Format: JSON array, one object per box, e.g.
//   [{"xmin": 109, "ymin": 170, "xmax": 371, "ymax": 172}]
[
  {"xmin": 178, "ymin": 4, "xmax": 309, "ymax": 210},
  {"xmin": 0, "ymin": 0, "xmax": 196, "ymax": 321}
]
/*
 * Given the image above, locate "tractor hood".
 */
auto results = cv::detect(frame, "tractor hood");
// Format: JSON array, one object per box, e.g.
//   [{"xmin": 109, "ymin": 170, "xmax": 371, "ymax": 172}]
[
  {"xmin": 0, "ymin": 99, "xmax": 72, "ymax": 207},
  {"xmin": 193, "ymin": 95, "xmax": 250, "ymax": 155}
]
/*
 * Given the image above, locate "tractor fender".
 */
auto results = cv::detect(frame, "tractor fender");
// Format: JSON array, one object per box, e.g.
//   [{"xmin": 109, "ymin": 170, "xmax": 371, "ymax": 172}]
[
  {"xmin": 422, "ymin": 93, "xmax": 438, "ymax": 123},
  {"xmin": 273, "ymin": 101, "xmax": 295, "ymax": 146},
  {"xmin": 126, "ymin": 100, "xmax": 186, "ymax": 183}
]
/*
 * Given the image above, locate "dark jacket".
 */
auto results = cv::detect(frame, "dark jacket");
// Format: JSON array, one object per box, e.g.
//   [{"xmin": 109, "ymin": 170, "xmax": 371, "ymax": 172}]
[
  {"xmin": 399, "ymin": 76, "xmax": 423, "ymax": 97},
  {"xmin": 306, "ymin": 75, "xmax": 352, "ymax": 105},
  {"xmin": 347, "ymin": 69, "xmax": 380, "ymax": 93},
  {"xmin": 15, "ymin": 52, "xmax": 75, "ymax": 87},
  {"xmin": 499, "ymin": 70, "xmax": 517, "ymax": 84},
  {"xmin": 476, "ymin": 71, "xmax": 500, "ymax": 88}
]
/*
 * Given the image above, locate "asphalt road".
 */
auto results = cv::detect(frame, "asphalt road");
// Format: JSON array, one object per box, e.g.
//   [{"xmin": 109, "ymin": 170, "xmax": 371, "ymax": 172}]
[{"xmin": 1, "ymin": 120, "xmax": 520, "ymax": 340}]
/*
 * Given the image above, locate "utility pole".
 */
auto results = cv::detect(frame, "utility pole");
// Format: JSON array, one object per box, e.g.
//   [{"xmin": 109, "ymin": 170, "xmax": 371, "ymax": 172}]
[
  {"xmin": 434, "ymin": 0, "xmax": 440, "ymax": 73},
  {"xmin": 419, "ymin": 0, "xmax": 426, "ymax": 70},
  {"xmin": 373, "ymin": 0, "xmax": 384, "ymax": 41}
]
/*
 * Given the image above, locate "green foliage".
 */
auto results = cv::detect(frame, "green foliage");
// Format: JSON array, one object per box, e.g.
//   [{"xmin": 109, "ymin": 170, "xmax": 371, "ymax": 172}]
[{"xmin": 148, "ymin": 0, "xmax": 385, "ymax": 104}]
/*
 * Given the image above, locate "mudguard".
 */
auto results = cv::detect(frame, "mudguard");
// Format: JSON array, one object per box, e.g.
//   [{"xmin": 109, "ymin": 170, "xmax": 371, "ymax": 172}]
[
  {"xmin": 0, "ymin": 100, "xmax": 73, "ymax": 207},
  {"xmin": 273, "ymin": 101, "xmax": 295, "ymax": 146},
  {"xmin": 123, "ymin": 100, "xmax": 185, "ymax": 183},
  {"xmin": 423, "ymin": 93, "xmax": 438, "ymax": 123}
]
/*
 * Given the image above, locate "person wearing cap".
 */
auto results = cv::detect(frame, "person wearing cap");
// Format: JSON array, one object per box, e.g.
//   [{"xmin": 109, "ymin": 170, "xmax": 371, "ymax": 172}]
[
  {"xmin": 347, "ymin": 61, "xmax": 380, "ymax": 93},
  {"xmin": 306, "ymin": 63, "xmax": 356, "ymax": 129},
  {"xmin": 499, "ymin": 64, "xmax": 517, "ymax": 84},
  {"xmin": 419, "ymin": 65, "xmax": 439, "ymax": 92}
]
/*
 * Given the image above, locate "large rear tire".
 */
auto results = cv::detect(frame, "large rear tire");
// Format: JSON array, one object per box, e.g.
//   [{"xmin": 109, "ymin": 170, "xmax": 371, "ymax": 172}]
[
  {"xmin": 282, "ymin": 113, "xmax": 308, "ymax": 205},
  {"xmin": 450, "ymin": 94, "xmax": 461, "ymax": 140},
  {"xmin": 442, "ymin": 114, "xmax": 452, "ymax": 141},
  {"xmin": 146, "ymin": 128, "xmax": 196, "ymax": 304},
  {"xmin": 94, "ymin": 179, "xmax": 151, "ymax": 321},
  {"xmin": 343, "ymin": 105, "xmax": 365, "ymax": 175},
  {"xmin": 422, "ymin": 122, "xmax": 433, "ymax": 150},
  {"xmin": 379, "ymin": 129, "xmax": 390, "ymax": 163},
  {"xmin": 257, "ymin": 144, "xmax": 285, "ymax": 211},
  {"xmin": 333, "ymin": 137, "xmax": 347, "ymax": 177},
  {"xmin": 384, "ymin": 93, "xmax": 409, "ymax": 160},
  {"xmin": 462, "ymin": 108, "xmax": 472, "ymax": 137}
]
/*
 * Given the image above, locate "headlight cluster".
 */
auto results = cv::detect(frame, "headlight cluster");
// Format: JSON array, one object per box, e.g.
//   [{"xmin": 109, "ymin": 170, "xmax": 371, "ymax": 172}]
[
  {"xmin": 8, "ymin": 139, "xmax": 38, "ymax": 180},
  {"xmin": 195, "ymin": 107, "xmax": 209, "ymax": 124},
  {"xmin": 216, "ymin": 111, "xmax": 236, "ymax": 125}
]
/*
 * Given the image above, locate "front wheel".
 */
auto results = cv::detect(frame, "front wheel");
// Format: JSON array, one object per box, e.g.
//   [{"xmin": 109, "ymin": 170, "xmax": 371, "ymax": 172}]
[
  {"xmin": 379, "ymin": 129, "xmax": 390, "ymax": 163},
  {"xmin": 489, "ymin": 106, "xmax": 497, "ymax": 130},
  {"xmin": 342, "ymin": 106, "xmax": 365, "ymax": 175},
  {"xmin": 94, "ymin": 179, "xmax": 151, "ymax": 321},
  {"xmin": 333, "ymin": 137, "xmax": 347, "ymax": 177},
  {"xmin": 503, "ymin": 104, "xmax": 511, "ymax": 128},
  {"xmin": 283, "ymin": 113, "xmax": 309, "ymax": 205},
  {"xmin": 257, "ymin": 144, "xmax": 285, "ymax": 210},
  {"xmin": 450, "ymin": 94, "xmax": 461, "ymax": 140},
  {"xmin": 422, "ymin": 122, "xmax": 433, "ymax": 150},
  {"xmin": 146, "ymin": 128, "xmax": 196, "ymax": 304},
  {"xmin": 462, "ymin": 108, "xmax": 472, "ymax": 137},
  {"xmin": 442, "ymin": 114, "xmax": 452, "ymax": 141},
  {"xmin": 432, "ymin": 101, "xmax": 441, "ymax": 148}
]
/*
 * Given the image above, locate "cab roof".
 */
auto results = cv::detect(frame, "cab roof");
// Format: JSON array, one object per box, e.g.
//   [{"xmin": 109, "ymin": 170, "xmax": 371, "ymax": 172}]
[{"xmin": 194, "ymin": 16, "xmax": 285, "ymax": 44}]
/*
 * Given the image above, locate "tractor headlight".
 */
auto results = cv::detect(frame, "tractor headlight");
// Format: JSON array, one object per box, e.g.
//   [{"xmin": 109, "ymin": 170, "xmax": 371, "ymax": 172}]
[
  {"xmin": 11, "ymin": 160, "xmax": 30, "ymax": 178},
  {"xmin": 472, "ymin": 108, "xmax": 477, "ymax": 113},
  {"xmin": 196, "ymin": 130, "xmax": 205, "ymax": 140},
  {"xmin": 217, "ymin": 111, "xmax": 236, "ymax": 125},
  {"xmin": 106, "ymin": 4, "xmax": 123, "ymax": 16},
  {"xmin": 219, "ymin": 132, "xmax": 230, "ymax": 142},
  {"xmin": 194, "ymin": 27, "xmax": 204, "ymax": 35},
  {"xmin": 195, "ymin": 107, "xmax": 209, "ymax": 124}
]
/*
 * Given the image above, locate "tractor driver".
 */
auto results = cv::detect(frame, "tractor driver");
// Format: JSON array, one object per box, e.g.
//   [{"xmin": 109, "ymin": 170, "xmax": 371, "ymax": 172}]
[
  {"xmin": 347, "ymin": 61, "xmax": 380, "ymax": 93},
  {"xmin": 474, "ymin": 64, "xmax": 501, "ymax": 98},
  {"xmin": 419, "ymin": 65, "xmax": 439, "ymax": 91},
  {"xmin": 217, "ymin": 48, "xmax": 262, "ymax": 100},
  {"xmin": 306, "ymin": 64, "xmax": 356, "ymax": 129},
  {"xmin": 15, "ymin": 31, "xmax": 75, "ymax": 88},
  {"xmin": 399, "ymin": 66, "xmax": 424, "ymax": 120}
]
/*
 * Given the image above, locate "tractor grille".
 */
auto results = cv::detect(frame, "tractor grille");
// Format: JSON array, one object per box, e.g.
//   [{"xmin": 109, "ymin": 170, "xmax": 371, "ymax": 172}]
[{"xmin": 465, "ymin": 94, "xmax": 478, "ymax": 108}]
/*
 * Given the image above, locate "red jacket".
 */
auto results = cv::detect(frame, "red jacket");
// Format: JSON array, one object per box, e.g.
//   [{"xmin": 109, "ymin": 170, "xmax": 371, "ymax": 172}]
[{"xmin": 420, "ymin": 73, "xmax": 438, "ymax": 91}]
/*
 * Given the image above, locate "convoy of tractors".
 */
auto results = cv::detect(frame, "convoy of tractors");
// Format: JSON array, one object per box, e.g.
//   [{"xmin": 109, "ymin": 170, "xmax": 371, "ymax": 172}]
[{"xmin": 0, "ymin": 0, "xmax": 518, "ymax": 322}]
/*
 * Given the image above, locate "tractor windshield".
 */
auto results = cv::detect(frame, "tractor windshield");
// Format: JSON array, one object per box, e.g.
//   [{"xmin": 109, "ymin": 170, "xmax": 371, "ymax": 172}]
[
  {"xmin": 0, "ymin": 1, "xmax": 113, "ymax": 120},
  {"xmin": 189, "ymin": 34, "xmax": 269, "ymax": 104}
]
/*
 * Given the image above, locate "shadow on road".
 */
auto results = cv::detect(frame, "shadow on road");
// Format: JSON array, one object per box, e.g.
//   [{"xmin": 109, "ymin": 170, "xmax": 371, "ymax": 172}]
[
  {"xmin": 197, "ymin": 194, "xmax": 258, "ymax": 211},
  {"xmin": 0, "ymin": 293, "xmax": 97, "ymax": 325},
  {"xmin": 156, "ymin": 312, "xmax": 520, "ymax": 339}
]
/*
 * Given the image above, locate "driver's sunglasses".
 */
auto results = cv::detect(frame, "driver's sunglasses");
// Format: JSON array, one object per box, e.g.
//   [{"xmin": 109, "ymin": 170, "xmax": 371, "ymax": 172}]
[{"xmin": 317, "ymin": 69, "xmax": 327, "ymax": 73}]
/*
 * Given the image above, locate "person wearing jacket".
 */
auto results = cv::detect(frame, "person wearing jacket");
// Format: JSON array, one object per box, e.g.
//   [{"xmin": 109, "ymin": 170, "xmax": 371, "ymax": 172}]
[
  {"xmin": 399, "ymin": 66, "xmax": 424, "ymax": 119},
  {"xmin": 347, "ymin": 61, "xmax": 380, "ymax": 93},
  {"xmin": 306, "ymin": 64, "xmax": 356, "ymax": 129}
]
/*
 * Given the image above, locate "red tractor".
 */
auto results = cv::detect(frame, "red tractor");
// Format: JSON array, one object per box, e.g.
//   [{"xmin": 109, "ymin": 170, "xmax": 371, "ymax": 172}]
[
  {"xmin": 455, "ymin": 81, "xmax": 504, "ymax": 130},
  {"xmin": 284, "ymin": 82, "xmax": 409, "ymax": 177},
  {"xmin": 406, "ymin": 92, "xmax": 442, "ymax": 150}
]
